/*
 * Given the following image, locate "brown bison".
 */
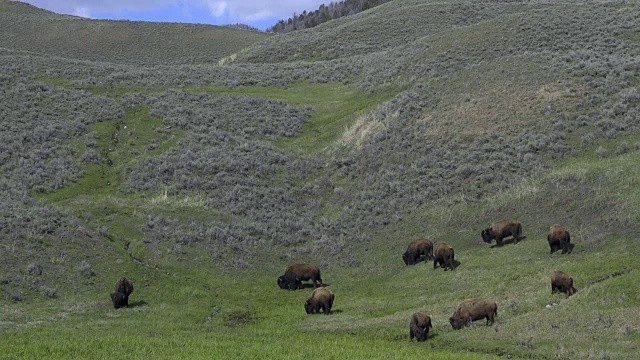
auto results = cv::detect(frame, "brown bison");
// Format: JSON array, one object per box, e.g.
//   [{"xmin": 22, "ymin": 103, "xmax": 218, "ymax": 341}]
[
  {"xmin": 115, "ymin": 277, "xmax": 134, "ymax": 298},
  {"xmin": 409, "ymin": 312, "xmax": 433, "ymax": 342},
  {"xmin": 481, "ymin": 220, "xmax": 523, "ymax": 246},
  {"xmin": 551, "ymin": 270, "xmax": 576, "ymax": 297},
  {"xmin": 304, "ymin": 287, "xmax": 334, "ymax": 315},
  {"xmin": 277, "ymin": 264, "xmax": 322, "ymax": 291},
  {"xmin": 548, "ymin": 224, "xmax": 571, "ymax": 254},
  {"xmin": 403, "ymin": 239, "xmax": 434, "ymax": 265},
  {"xmin": 449, "ymin": 298, "xmax": 497, "ymax": 330},
  {"xmin": 110, "ymin": 292, "xmax": 128, "ymax": 309},
  {"xmin": 433, "ymin": 242, "xmax": 455, "ymax": 271}
]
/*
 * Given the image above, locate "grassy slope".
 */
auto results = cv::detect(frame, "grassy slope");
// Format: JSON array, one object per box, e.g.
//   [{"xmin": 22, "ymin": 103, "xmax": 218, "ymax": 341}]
[
  {"xmin": 2, "ymin": 78, "xmax": 638, "ymax": 359},
  {"xmin": 3, "ymin": 147, "xmax": 640, "ymax": 358},
  {"xmin": 2, "ymin": 1, "xmax": 640, "ymax": 359},
  {"xmin": 0, "ymin": 0, "xmax": 271, "ymax": 65}
]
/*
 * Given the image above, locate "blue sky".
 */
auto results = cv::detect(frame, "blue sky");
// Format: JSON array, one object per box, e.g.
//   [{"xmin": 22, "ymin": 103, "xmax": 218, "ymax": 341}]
[{"xmin": 20, "ymin": 1, "xmax": 328, "ymax": 30}]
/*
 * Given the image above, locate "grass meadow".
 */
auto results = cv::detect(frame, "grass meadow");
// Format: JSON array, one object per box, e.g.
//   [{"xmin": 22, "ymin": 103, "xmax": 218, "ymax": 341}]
[{"xmin": 2, "ymin": 0, "xmax": 640, "ymax": 358}]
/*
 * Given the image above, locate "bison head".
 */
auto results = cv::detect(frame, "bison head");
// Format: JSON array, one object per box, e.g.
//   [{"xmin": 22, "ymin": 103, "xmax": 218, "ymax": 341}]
[
  {"xmin": 414, "ymin": 327, "xmax": 427, "ymax": 342},
  {"xmin": 277, "ymin": 276, "xmax": 300, "ymax": 290},
  {"xmin": 402, "ymin": 252, "xmax": 412, "ymax": 265},
  {"xmin": 481, "ymin": 229, "xmax": 494, "ymax": 243},
  {"xmin": 277, "ymin": 276, "xmax": 289, "ymax": 289},
  {"xmin": 110, "ymin": 292, "xmax": 128, "ymax": 309},
  {"xmin": 304, "ymin": 300, "xmax": 315, "ymax": 314},
  {"xmin": 449, "ymin": 316, "xmax": 470, "ymax": 330}
]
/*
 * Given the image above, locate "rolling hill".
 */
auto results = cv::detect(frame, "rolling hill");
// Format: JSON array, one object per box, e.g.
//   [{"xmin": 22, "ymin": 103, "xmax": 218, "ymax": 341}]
[
  {"xmin": 0, "ymin": 0, "xmax": 271, "ymax": 65},
  {"xmin": 1, "ymin": 0, "xmax": 639, "ymax": 359}
]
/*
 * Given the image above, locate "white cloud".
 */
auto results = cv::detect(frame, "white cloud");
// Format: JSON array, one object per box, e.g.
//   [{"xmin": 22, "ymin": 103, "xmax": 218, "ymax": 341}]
[
  {"xmin": 201, "ymin": 0, "xmax": 327, "ymax": 22},
  {"xmin": 72, "ymin": 6, "xmax": 91, "ymax": 18},
  {"xmin": 21, "ymin": 0, "xmax": 330, "ymax": 25},
  {"xmin": 206, "ymin": 1, "xmax": 227, "ymax": 17}
]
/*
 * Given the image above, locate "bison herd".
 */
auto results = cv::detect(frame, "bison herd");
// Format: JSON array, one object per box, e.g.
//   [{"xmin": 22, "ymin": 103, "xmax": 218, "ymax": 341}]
[
  {"xmin": 401, "ymin": 221, "xmax": 576, "ymax": 340},
  {"xmin": 108, "ymin": 220, "xmax": 577, "ymax": 343}
]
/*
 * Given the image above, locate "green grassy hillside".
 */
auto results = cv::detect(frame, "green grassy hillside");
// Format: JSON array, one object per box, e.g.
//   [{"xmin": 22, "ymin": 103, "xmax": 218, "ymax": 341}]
[
  {"xmin": 1, "ymin": 0, "xmax": 640, "ymax": 359},
  {"xmin": 0, "ymin": 0, "xmax": 271, "ymax": 65}
]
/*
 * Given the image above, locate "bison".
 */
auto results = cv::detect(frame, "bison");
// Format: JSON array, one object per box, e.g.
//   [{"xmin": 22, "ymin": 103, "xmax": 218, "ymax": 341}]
[
  {"xmin": 403, "ymin": 239, "xmax": 434, "ymax": 265},
  {"xmin": 548, "ymin": 224, "xmax": 571, "ymax": 254},
  {"xmin": 433, "ymin": 242, "xmax": 455, "ymax": 271},
  {"xmin": 409, "ymin": 312, "xmax": 433, "ymax": 342},
  {"xmin": 115, "ymin": 277, "xmax": 134, "ymax": 298},
  {"xmin": 551, "ymin": 270, "xmax": 576, "ymax": 297},
  {"xmin": 304, "ymin": 287, "xmax": 334, "ymax": 315},
  {"xmin": 481, "ymin": 220, "xmax": 523, "ymax": 246},
  {"xmin": 110, "ymin": 292, "xmax": 128, "ymax": 309},
  {"xmin": 277, "ymin": 264, "xmax": 322, "ymax": 291},
  {"xmin": 449, "ymin": 298, "xmax": 497, "ymax": 330}
]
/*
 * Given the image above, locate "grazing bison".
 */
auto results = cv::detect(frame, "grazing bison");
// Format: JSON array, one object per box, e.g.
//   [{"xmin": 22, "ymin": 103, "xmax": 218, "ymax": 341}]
[
  {"xmin": 449, "ymin": 298, "xmax": 497, "ymax": 330},
  {"xmin": 481, "ymin": 220, "xmax": 523, "ymax": 246},
  {"xmin": 433, "ymin": 242, "xmax": 455, "ymax": 271},
  {"xmin": 115, "ymin": 277, "xmax": 134, "ymax": 298},
  {"xmin": 548, "ymin": 224, "xmax": 571, "ymax": 254},
  {"xmin": 277, "ymin": 264, "xmax": 322, "ymax": 291},
  {"xmin": 304, "ymin": 287, "xmax": 334, "ymax": 315},
  {"xmin": 110, "ymin": 292, "xmax": 128, "ymax": 309},
  {"xmin": 409, "ymin": 312, "xmax": 433, "ymax": 342},
  {"xmin": 551, "ymin": 270, "xmax": 576, "ymax": 297},
  {"xmin": 403, "ymin": 239, "xmax": 434, "ymax": 265}
]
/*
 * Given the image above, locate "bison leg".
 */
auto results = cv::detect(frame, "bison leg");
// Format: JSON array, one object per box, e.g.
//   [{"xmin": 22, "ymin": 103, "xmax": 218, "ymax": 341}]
[
  {"xmin": 487, "ymin": 312, "xmax": 495, "ymax": 326},
  {"xmin": 433, "ymin": 258, "xmax": 439, "ymax": 269},
  {"xmin": 322, "ymin": 300, "xmax": 330, "ymax": 315}
]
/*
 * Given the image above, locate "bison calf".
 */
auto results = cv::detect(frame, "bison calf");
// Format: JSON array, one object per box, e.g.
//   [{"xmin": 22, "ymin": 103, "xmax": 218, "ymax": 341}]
[
  {"xmin": 433, "ymin": 242, "xmax": 455, "ymax": 271},
  {"xmin": 409, "ymin": 312, "xmax": 432, "ymax": 342},
  {"xmin": 305, "ymin": 287, "xmax": 334, "ymax": 315},
  {"xmin": 481, "ymin": 220, "xmax": 522, "ymax": 246},
  {"xmin": 277, "ymin": 264, "xmax": 322, "ymax": 291},
  {"xmin": 403, "ymin": 239, "xmax": 434, "ymax": 265},
  {"xmin": 548, "ymin": 224, "xmax": 571, "ymax": 254},
  {"xmin": 551, "ymin": 270, "xmax": 576, "ymax": 297},
  {"xmin": 110, "ymin": 292, "xmax": 128, "ymax": 309},
  {"xmin": 449, "ymin": 298, "xmax": 497, "ymax": 330}
]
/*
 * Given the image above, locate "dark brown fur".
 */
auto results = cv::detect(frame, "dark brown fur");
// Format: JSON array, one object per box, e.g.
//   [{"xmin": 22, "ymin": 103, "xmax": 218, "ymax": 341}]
[
  {"xmin": 114, "ymin": 277, "xmax": 134, "ymax": 297},
  {"xmin": 449, "ymin": 298, "xmax": 497, "ymax": 330},
  {"xmin": 409, "ymin": 312, "xmax": 433, "ymax": 342},
  {"xmin": 110, "ymin": 292, "xmax": 128, "ymax": 309},
  {"xmin": 277, "ymin": 264, "xmax": 322, "ymax": 290},
  {"xmin": 551, "ymin": 270, "xmax": 576, "ymax": 297},
  {"xmin": 304, "ymin": 287, "xmax": 334, "ymax": 315},
  {"xmin": 548, "ymin": 224, "xmax": 571, "ymax": 254},
  {"xmin": 481, "ymin": 220, "xmax": 522, "ymax": 246},
  {"xmin": 433, "ymin": 242, "xmax": 455, "ymax": 271},
  {"xmin": 403, "ymin": 239, "xmax": 434, "ymax": 265}
]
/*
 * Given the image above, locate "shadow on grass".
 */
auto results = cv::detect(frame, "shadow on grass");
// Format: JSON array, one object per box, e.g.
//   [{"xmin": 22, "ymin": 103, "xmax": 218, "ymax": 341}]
[
  {"xmin": 432, "ymin": 260, "xmax": 460, "ymax": 271},
  {"xmin": 128, "ymin": 300, "xmax": 148, "ymax": 308},
  {"xmin": 452, "ymin": 259, "xmax": 461, "ymax": 269},
  {"xmin": 300, "ymin": 283, "xmax": 330, "ymax": 289}
]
